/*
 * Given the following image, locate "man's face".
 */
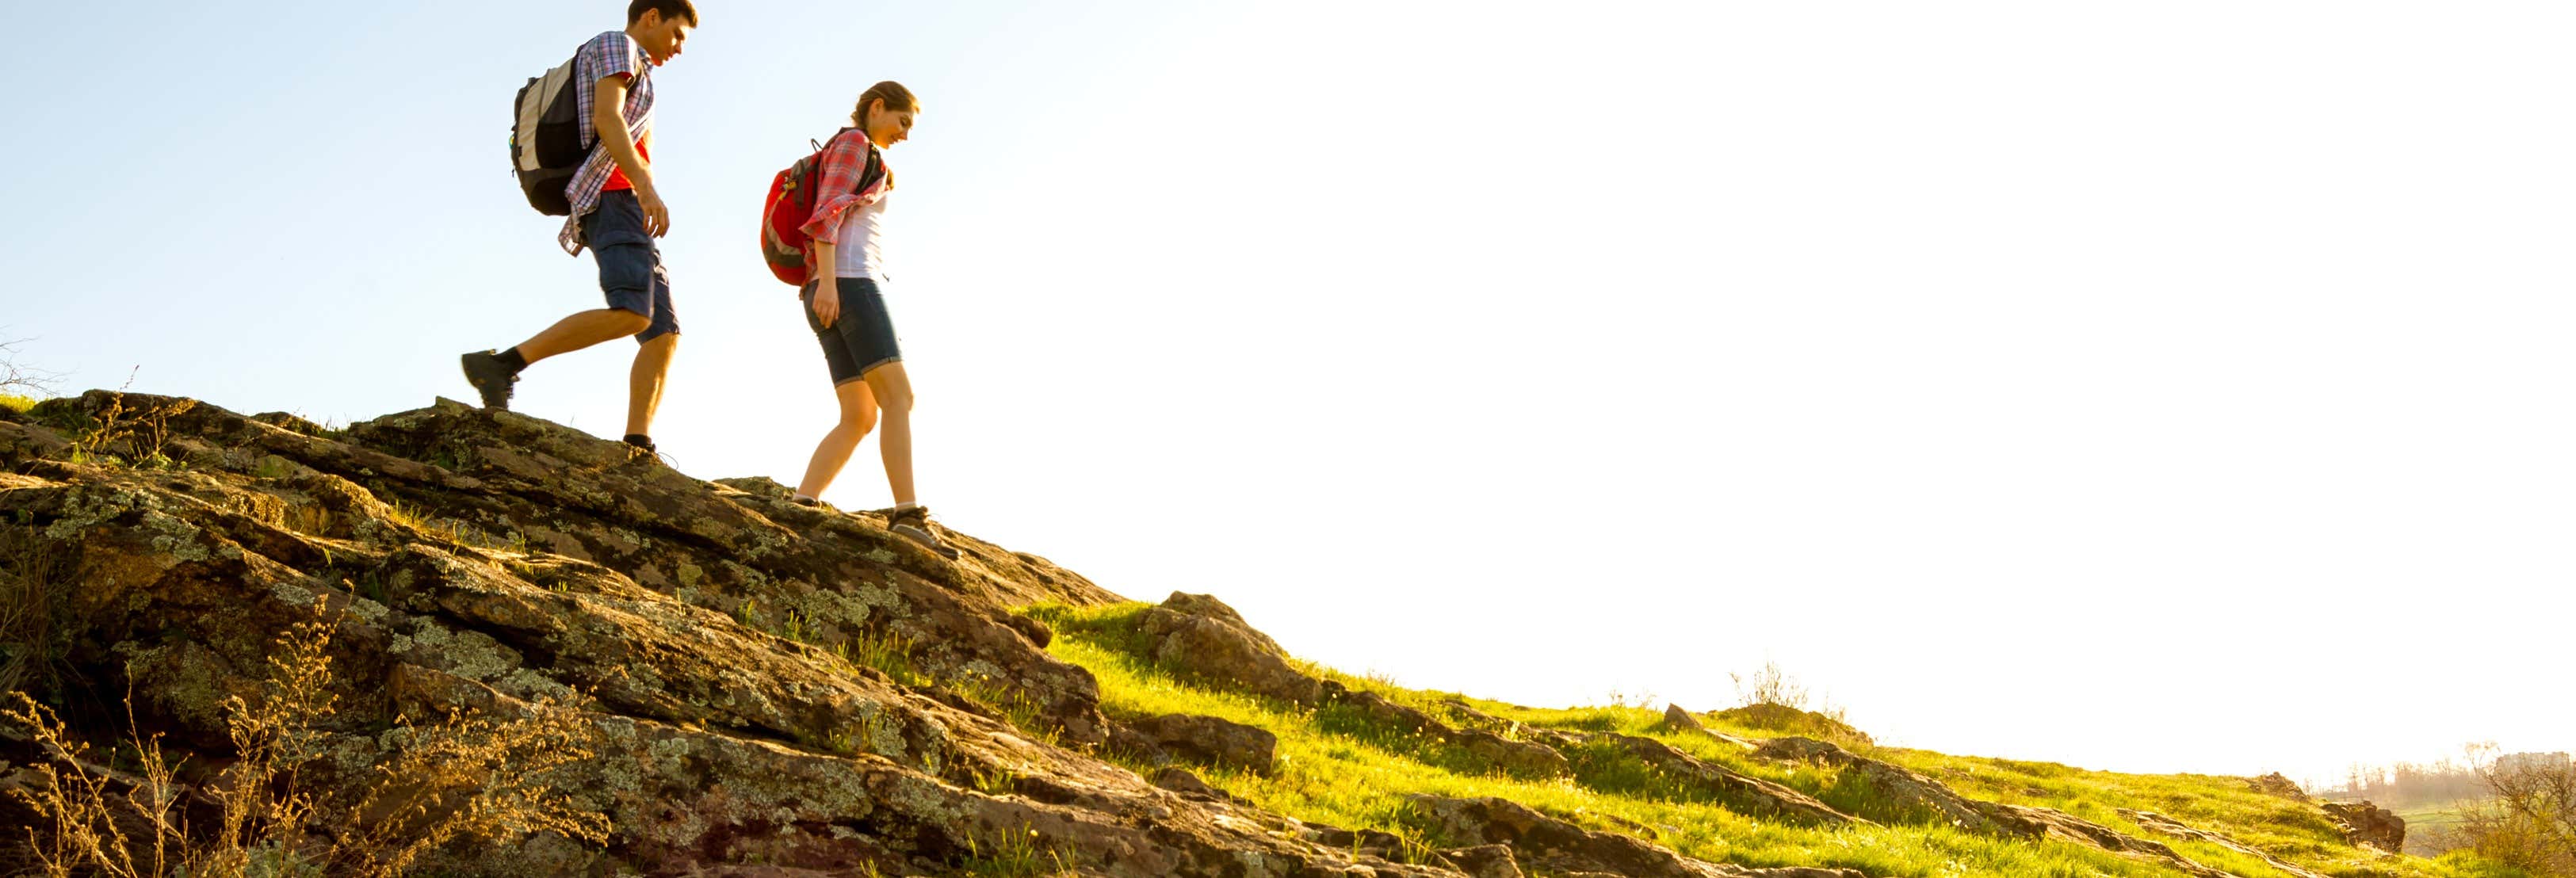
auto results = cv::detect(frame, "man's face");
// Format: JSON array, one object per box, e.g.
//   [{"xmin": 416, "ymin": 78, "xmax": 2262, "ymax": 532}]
[{"xmin": 634, "ymin": 10, "xmax": 693, "ymax": 65}]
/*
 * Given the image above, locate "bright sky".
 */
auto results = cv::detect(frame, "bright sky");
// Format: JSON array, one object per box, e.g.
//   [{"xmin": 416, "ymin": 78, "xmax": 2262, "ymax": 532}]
[{"xmin": 4, "ymin": 2, "xmax": 2569, "ymax": 787}]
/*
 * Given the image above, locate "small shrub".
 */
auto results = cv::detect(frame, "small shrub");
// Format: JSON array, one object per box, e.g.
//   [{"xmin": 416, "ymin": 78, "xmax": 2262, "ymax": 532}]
[
  {"xmin": 1729, "ymin": 660, "xmax": 1810, "ymax": 711},
  {"xmin": 1718, "ymin": 661, "xmax": 1868, "ymax": 746},
  {"xmin": 2458, "ymin": 744, "xmax": 2576, "ymax": 875},
  {"xmin": 61, "ymin": 384, "xmax": 196, "ymax": 471}
]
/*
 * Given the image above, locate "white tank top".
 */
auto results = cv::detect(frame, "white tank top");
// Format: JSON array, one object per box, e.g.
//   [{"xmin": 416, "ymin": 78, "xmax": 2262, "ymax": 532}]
[{"xmin": 833, "ymin": 191, "xmax": 889, "ymax": 281}]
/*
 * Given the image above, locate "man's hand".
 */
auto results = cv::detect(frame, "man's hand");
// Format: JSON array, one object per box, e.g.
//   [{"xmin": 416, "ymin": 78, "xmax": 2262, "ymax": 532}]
[
  {"xmin": 812, "ymin": 281, "xmax": 841, "ymax": 327},
  {"xmin": 636, "ymin": 184, "xmax": 671, "ymax": 237}
]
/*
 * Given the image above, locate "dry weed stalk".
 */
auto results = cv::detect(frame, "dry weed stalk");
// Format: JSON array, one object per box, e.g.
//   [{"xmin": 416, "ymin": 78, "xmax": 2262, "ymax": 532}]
[
  {"xmin": 1730, "ymin": 659, "xmax": 1811, "ymax": 710},
  {"xmin": 63, "ymin": 380, "xmax": 197, "ymax": 468},
  {"xmin": 329, "ymin": 703, "xmax": 610, "ymax": 876},
  {"xmin": 1, "ymin": 695, "xmax": 185, "ymax": 878},
  {"xmin": 4, "ymin": 606, "xmax": 610, "ymax": 876}
]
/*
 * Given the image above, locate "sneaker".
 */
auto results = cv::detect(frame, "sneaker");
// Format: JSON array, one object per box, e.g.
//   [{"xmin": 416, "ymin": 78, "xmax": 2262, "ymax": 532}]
[
  {"xmin": 887, "ymin": 506, "xmax": 961, "ymax": 559},
  {"xmin": 459, "ymin": 350, "xmax": 518, "ymax": 410}
]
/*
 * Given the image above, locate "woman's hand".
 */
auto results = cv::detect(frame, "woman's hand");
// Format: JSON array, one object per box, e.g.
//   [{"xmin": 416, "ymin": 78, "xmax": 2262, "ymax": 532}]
[{"xmin": 812, "ymin": 281, "xmax": 842, "ymax": 327}]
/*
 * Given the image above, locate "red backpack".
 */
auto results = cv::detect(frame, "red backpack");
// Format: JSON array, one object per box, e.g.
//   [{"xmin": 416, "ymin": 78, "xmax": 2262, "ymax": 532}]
[{"xmin": 759, "ymin": 131, "xmax": 885, "ymax": 286}]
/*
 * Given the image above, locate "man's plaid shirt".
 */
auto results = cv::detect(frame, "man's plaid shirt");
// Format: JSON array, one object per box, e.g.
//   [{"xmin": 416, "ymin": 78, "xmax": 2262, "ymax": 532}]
[{"xmin": 558, "ymin": 31, "xmax": 655, "ymax": 255}]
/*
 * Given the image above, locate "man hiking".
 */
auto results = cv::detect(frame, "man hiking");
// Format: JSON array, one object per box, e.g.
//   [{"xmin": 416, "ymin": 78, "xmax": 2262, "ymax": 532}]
[{"xmin": 461, "ymin": 0, "xmax": 697, "ymax": 456}]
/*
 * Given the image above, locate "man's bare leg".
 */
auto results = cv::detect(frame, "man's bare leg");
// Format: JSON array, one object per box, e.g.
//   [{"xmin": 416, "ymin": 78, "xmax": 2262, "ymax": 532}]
[
  {"xmin": 626, "ymin": 332, "xmax": 680, "ymax": 438},
  {"xmin": 513, "ymin": 308, "xmax": 652, "ymax": 365},
  {"xmin": 462, "ymin": 308, "xmax": 653, "ymax": 411}
]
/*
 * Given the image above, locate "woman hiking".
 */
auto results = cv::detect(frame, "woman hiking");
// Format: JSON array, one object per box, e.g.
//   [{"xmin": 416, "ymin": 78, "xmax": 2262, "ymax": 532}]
[{"xmin": 791, "ymin": 81, "xmax": 956, "ymax": 559}]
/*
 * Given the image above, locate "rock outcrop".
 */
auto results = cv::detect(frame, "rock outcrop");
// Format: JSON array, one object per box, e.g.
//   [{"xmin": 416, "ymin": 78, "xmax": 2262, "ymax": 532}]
[
  {"xmin": 1137, "ymin": 592, "xmax": 1324, "ymax": 705},
  {"xmin": 2246, "ymin": 771, "xmax": 2308, "ymax": 800},
  {"xmin": 1713, "ymin": 702, "xmax": 1872, "ymax": 746},
  {"xmin": 1136, "ymin": 592, "xmax": 1571, "ymax": 780},
  {"xmin": 1405, "ymin": 796, "xmax": 1873, "ymax": 878},
  {"xmin": 2120, "ymin": 809, "xmax": 2328, "ymax": 878},
  {"xmin": 1660, "ymin": 703, "xmax": 1779, "ymax": 750},
  {"xmin": 1752, "ymin": 737, "xmax": 2239, "ymax": 878},
  {"xmin": 1115, "ymin": 712, "xmax": 1278, "ymax": 773},
  {"xmin": 0, "ymin": 392, "xmax": 1458, "ymax": 876},
  {"xmin": 1546, "ymin": 731, "xmax": 1861, "ymax": 827},
  {"xmin": 0, "ymin": 391, "xmax": 2408, "ymax": 878},
  {"xmin": 2322, "ymin": 800, "xmax": 2406, "ymax": 853}
]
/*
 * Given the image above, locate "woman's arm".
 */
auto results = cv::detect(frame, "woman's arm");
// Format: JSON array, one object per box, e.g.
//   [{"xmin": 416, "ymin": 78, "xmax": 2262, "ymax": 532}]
[
  {"xmin": 800, "ymin": 132, "xmax": 874, "ymax": 242},
  {"xmin": 810, "ymin": 239, "xmax": 840, "ymax": 326}
]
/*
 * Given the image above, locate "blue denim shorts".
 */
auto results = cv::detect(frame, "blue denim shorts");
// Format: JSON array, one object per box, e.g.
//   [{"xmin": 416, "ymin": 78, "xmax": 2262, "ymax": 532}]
[
  {"xmin": 801, "ymin": 277, "xmax": 902, "ymax": 384},
  {"xmin": 580, "ymin": 189, "xmax": 678, "ymax": 342}
]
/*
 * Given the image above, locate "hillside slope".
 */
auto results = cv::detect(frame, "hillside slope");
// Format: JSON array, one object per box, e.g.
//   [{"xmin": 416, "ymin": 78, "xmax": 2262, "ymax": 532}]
[{"xmin": 0, "ymin": 391, "xmax": 2522, "ymax": 877}]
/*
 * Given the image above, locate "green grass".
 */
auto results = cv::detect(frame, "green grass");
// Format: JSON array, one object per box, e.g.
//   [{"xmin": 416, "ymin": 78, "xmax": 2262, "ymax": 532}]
[
  {"xmin": 2393, "ymin": 801, "xmax": 2480, "ymax": 856},
  {"xmin": 1022, "ymin": 601, "xmax": 2529, "ymax": 878}
]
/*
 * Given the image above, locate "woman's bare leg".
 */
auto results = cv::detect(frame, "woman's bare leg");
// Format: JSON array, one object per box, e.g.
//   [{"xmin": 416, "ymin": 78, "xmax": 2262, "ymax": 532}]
[
  {"xmin": 862, "ymin": 361, "xmax": 917, "ymax": 506},
  {"xmin": 795, "ymin": 379, "xmax": 879, "ymax": 501}
]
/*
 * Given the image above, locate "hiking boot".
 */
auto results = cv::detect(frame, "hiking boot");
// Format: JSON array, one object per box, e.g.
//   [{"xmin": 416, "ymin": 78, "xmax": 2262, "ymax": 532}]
[
  {"xmin": 887, "ymin": 506, "xmax": 960, "ymax": 559},
  {"xmin": 459, "ymin": 350, "xmax": 518, "ymax": 410}
]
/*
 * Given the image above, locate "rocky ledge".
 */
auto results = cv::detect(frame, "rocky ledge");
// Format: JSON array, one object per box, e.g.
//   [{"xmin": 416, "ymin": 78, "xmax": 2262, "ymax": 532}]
[
  {"xmin": 0, "ymin": 391, "xmax": 2402, "ymax": 878},
  {"xmin": 0, "ymin": 393, "xmax": 1453, "ymax": 876}
]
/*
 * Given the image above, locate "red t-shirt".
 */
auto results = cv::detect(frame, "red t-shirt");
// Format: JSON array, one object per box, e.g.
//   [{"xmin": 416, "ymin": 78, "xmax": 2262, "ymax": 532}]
[
  {"xmin": 601, "ymin": 72, "xmax": 650, "ymax": 192},
  {"xmin": 603, "ymin": 131, "xmax": 652, "ymax": 191}
]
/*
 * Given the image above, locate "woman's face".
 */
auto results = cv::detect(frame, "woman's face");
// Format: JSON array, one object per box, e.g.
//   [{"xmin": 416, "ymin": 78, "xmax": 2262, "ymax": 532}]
[{"xmin": 868, "ymin": 105, "xmax": 916, "ymax": 148}]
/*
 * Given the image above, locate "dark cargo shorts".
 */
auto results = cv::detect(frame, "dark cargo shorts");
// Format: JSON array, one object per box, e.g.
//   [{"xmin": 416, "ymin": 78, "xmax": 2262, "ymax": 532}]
[
  {"xmin": 580, "ymin": 189, "xmax": 679, "ymax": 342},
  {"xmin": 801, "ymin": 276, "xmax": 902, "ymax": 385}
]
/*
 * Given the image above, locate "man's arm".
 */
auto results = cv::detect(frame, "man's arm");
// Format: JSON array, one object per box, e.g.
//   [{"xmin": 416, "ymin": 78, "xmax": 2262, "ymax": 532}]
[{"xmin": 593, "ymin": 75, "xmax": 668, "ymax": 237}]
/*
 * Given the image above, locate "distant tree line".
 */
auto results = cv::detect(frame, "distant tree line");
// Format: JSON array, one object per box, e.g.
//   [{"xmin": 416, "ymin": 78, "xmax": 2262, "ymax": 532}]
[{"xmin": 2328, "ymin": 757, "xmax": 2490, "ymax": 807}]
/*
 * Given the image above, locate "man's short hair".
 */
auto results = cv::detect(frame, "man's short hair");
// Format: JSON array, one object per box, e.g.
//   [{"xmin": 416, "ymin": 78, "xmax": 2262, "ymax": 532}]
[{"xmin": 628, "ymin": 0, "xmax": 699, "ymax": 25}]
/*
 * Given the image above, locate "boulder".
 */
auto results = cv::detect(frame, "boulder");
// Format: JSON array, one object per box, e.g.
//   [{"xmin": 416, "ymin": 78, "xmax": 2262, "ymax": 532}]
[
  {"xmin": 1149, "ymin": 766, "xmax": 1247, "ymax": 805},
  {"xmin": 1123, "ymin": 712, "xmax": 1279, "ymax": 773},
  {"xmin": 1435, "ymin": 844, "xmax": 1527, "ymax": 878},
  {"xmin": 1455, "ymin": 728, "xmax": 1573, "ymax": 778},
  {"xmin": 1137, "ymin": 592, "xmax": 1324, "ymax": 705}
]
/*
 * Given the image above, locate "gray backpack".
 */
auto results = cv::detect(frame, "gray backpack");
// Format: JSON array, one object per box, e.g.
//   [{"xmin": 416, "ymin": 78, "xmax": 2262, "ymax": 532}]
[{"xmin": 510, "ymin": 52, "xmax": 586, "ymax": 216}]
